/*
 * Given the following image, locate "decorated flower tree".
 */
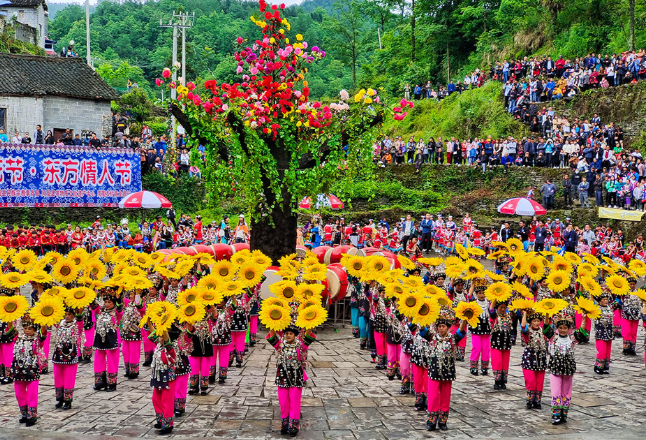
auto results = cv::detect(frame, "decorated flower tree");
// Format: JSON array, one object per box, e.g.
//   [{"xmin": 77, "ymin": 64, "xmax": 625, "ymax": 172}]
[{"xmin": 159, "ymin": 0, "xmax": 412, "ymax": 263}]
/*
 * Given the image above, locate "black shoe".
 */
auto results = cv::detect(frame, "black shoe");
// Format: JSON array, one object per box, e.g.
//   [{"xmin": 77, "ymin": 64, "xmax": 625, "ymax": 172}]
[
  {"xmin": 154, "ymin": 423, "xmax": 162, "ymax": 429},
  {"xmin": 438, "ymin": 423, "xmax": 448, "ymax": 431},
  {"xmin": 288, "ymin": 427, "xmax": 298, "ymax": 437},
  {"xmin": 62, "ymin": 401, "xmax": 72, "ymax": 410},
  {"xmin": 481, "ymin": 369, "xmax": 488, "ymax": 375},
  {"xmin": 142, "ymin": 360, "xmax": 152, "ymax": 367},
  {"xmin": 200, "ymin": 391, "xmax": 207, "ymax": 396},
  {"xmin": 174, "ymin": 410, "xmax": 182, "ymax": 417},
  {"xmin": 500, "ymin": 383, "xmax": 507, "ymax": 390},
  {"xmin": 551, "ymin": 414, "xmax": 562, "ymax": 425},
  {"xmin": 561, "ymin": 410, "xmax": 568, "ymax": 424},
  {"xmin": 236, "ymin": 362, "xmax": 242, "ymax": 368},
  {"xmin": 2, "ymin": 377, "xmax": 13, "ymax": 384},
  {"xmin": 25, "ymin": 418, "xmax": 37, "ymax": 427},
  {"xmin": 123, "ymin": 372, "xmax": 130, "ymax": 378},
  {"xmin": 493, "ymin": 382, "xmax": 500, "ymax": 390},
  {"xmin": 188, "ymin": 389, "xmax": 198, "ymax": 395},
  {"xmin": 55, "ymin": 400, "xmax": 64, "ymax": 409},
  {"xmin": 594, "ymin": 366, "xmax": 603, "ymax": 375},
  {"xmin": 93, "ymin": 383, "xmax": 106, "ymax": 391},
  {"xmin": 105, "ymin": 384, "xmax": 116, "ymax": 392},
  {"xmin": 426, "ymin": 421, "xmax": 437, "ymax": 431},
  {"xmin": 19, "ymin": 417, "xmax": 27, "ymax": 424},
  {"xmin": 387, "ymin": 375, "xmax": 394, "ymax": 381},
  {"xmin": 158, "ymin": 426, "xmax": 173, "ymax": 435},
  {"xmin": 218, "ymin": 377, "xmax": 225, "ymax": 384},
  {"xmin": 209, "ymin": 375, "xmax": 215, "ymax": 384},
  {"xmin": 526, "ymin": 401, "xmax": 533, "ymax": 410},
  {"xmin": 281, "ymin": 423, "xmax": 289, "ymax": 435},
  {"xmin": 470, "ymin": 369, "xmax": 478, "ymax": 376},
  {"xmin": 533, "ymin": 402, "xmax": 542, "ymax": 409}
]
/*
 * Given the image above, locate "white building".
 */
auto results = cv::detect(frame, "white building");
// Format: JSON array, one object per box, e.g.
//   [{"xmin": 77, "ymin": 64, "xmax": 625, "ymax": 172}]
[{"xmin": 0, "ymin": 0, "xmax": 48, "ymax": 48}]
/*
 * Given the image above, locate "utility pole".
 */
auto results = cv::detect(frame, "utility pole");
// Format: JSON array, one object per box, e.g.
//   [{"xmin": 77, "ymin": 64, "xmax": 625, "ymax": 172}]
[
  {"xmin": 85, "ymin": 0, "xmax": 91, "ymax": 67},
  {"xmin": 160, "ymin": 12, "xmax": 194, "ymax": 162}
]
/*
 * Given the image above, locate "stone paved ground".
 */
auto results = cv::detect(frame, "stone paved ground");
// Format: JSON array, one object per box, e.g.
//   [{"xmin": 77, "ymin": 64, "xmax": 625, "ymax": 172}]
[{"xmin": 0, "ymin": 324, "xmax": 645, "ymax": 439}]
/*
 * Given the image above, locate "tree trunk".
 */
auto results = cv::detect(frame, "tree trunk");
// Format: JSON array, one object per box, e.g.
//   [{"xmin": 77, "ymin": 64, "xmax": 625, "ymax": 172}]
[
  {"xmin": 249, "ymin": 199, "xmax": 297, "ymax": 264},
  {"xmin": 630, "ymin": 0, "xmax": 636, "ymax": 51},
  {"xmin": 411, "ymin": 0, "xmax": 416, "ymax": 62}
]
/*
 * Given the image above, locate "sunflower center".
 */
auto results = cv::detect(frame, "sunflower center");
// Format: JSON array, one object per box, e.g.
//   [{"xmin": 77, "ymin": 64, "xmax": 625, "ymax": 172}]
[
  {"xmin": 187, "ymin": 294, "xmax": 197, "ymax": 302},
  {"xmin": 302, "ymin": 289, "xmax": 313, "ymax": 298},
  {"xmin": 4, "ymin": 302, "xmax": 17, "ymax": 313},
  {"xmin": 9, "ymin": 275, "xmax": 19, "ymax": 282},
  {"xmin": 305, "ymin": 310, "xmax": 316, "ymax": 320},
  {"xmin": 419, "ymin": 304, "xmax": 429, "ymax": 316},
  {"xmin": 42, "ymin": 305, "xmax": 54, "ymax": 316},
  {"xmin": 185, "ymin": 305, "xmax": 196, "ymax": 316},
  {"xmin": 203, "ymin": 293, "xmax": 214, "ymax": 301},
  {"xmin": 20, "ymin": 256, "xmax": 29, "ymax": 264},
  {"xmin": 227, "ymin": 284, "xmax": 236, "ymax": 291},
  {"xmin": 160, "ymin": 314, "xmax": 170, "ymax": 325},
  {"xmin": 394, "ymin": 286, "xmax": 404, "ymax": 294},
  {"xmin": 269, "ymin": 309, "xmax": 283, "ymax": 320},
  {"xmin": 545, "ymin": 301, "xmax": 554, "ymax": 308},
  {"xmin": 60, "ymin": 266, "xmax": 71, "ymax": 276},
  {"xmin": 245, "ymin": 271, "xmax": 255, "ymax": 280},
  {"xmin": 273, "ymin": 300, "xmax": 284, "ymax": 308},
  {"xmin": 219, "ymin": 268, "xmax": 229, "ymax": 277},
  {"xmin": 73, "ymin": 290, "xmax": 85, "ymax": 299},
  {"xmin": 405, "ymin": 297, "xmax": 416, "ymax": 307},
  {"xmin": 284, "ymin": 287, "xmax": 295, "ymax": 298}
]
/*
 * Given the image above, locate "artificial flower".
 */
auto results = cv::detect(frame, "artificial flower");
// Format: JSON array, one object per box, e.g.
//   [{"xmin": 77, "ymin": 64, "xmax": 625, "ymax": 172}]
[
  {"xmin": 454, "ymin": 301, "xmax": 483, "ymax": 327},
  {"xmin": 65, "ymin": 287, "xmax": 97, "ymax": 309},
  {"xmin": 12, "ymin": 249, "xmax": 37, "ymax": 272},
  {"xmin": 295, "ymin": 304, "xmax": 327, "ymax": 329},
  {"xmin": 259, "ymin": 304, "xmax": 291, "ymax": 332},
  {"xmin": 546, "ymin": 270, "xmax": 570, "ymax": 293},
  {"xmin": 30, "ymin": 296, "xmax": 65, "ymax": 327},
  {"xmin": 573, "ymin": 296, "xmax": 601, "ymax": 320},
  {"xmin": 0, "ymin": 295, "xmax": 29, "ymax": 322}
]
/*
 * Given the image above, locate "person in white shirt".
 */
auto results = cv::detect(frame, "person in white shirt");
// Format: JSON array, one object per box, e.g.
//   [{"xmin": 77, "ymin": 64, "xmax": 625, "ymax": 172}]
[{"xmin": 11, "ymin": 132, "xmax": 21, "ymax": 144}]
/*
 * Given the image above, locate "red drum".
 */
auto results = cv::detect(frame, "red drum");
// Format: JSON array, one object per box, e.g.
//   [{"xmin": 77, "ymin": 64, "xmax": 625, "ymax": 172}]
[
  {"xmin": 312, "ymin": 246, "xmax": 332, "ymax": 263},
  {"xmin": 231, "ymin": 243, "xmax": 250, "ymax": 254},
  {"xmin": 362, "ymin": 247, "xmax": 381, "ymax": 256},
  {"xmin": 295, "ymin": 245, "xmax": 309, "ymax": 259},
  {"xmin": 191, "ymin": 245, "xmax": 213, "ymax": 255},
  {"xmin": 174, "ymin": 247, "xmax": 196, "ymax": 256},
  {"xmin": 211, "ymin": 244, "xmax": 234, "ymax": 261},
  {"xmin": 157, "ymin": 249, "xmax": 173, "ymax": 255},
  {"xmin": 324, "ymin": 245, "xmax": 351, "ymax": 265},
  {"xmin": 358, "ymin": 248, "xmax": 399, "ymax": 269},
  {"xmin": 326, "ymin": 263, "xmax": 349, "ymax": 303},
  {"xmin": 260, "ymin": 266, "xmax": 282, "ymax": 300}
]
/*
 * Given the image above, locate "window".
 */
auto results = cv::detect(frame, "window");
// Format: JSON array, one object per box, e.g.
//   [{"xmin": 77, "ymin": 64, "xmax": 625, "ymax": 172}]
[{"xmin": 0, "ymin": 108, "xmax": 6, "ymax": 131}]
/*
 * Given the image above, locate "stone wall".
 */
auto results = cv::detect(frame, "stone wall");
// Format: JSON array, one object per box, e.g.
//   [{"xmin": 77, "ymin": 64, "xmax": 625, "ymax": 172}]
[
  {"xmin": 0, "ymin": 95, "xmax": 44, "ymax": 135},
  {"xmin": 0, "ymin": 17, "xmax": 37, "ymax": 46},
  {"xmin": 0, "ymin": 4, "xmax": 47, "ymax": 47},
  {"xmin": 44, "ymin": 96, "xmax": 112, "ymax": 138}
]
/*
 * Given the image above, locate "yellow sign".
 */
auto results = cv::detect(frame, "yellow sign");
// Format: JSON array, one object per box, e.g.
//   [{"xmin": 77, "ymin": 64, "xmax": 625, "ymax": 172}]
[{"xmin": 598, "ymin": 207, "xmax": 645, "ymax": 222}]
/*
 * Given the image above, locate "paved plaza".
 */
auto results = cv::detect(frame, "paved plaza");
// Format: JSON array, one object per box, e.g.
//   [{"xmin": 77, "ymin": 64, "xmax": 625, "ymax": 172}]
[{"xmin": 0, "ymin": 326, "xmax": 644, "ymax": 439}]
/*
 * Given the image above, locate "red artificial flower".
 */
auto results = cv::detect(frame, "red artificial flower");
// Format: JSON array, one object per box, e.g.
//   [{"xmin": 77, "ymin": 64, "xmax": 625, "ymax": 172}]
[
  {"xmin": 155, "ymin": 78, "xmax": 162, "ymax": 87},
  {"xmin": 237, "ymin": 37, "xmax": 244, "ymax": 45}
]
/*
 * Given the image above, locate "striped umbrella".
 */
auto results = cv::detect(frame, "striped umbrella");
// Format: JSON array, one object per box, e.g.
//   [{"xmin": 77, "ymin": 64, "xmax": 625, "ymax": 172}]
[
  {"xmin": 118, "ymin": 191, "xmax": 172, "ymax": 209},
  {"xmin": 497, "ymin": 197, "xmax": 546, "ymax": 216}
]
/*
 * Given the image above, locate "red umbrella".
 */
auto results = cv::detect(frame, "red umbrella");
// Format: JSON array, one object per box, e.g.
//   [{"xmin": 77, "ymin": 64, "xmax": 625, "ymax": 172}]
[
  {"xmin": 118, "ymin": 191, "xmax": 172, "ymax": 209},
  {"xmin": 497, "ymin": 197, "xmax": 546, "ymax": 216},
  {"xmin": 299, "ymin": 194, "xmax": 344, "ymax": 210}
]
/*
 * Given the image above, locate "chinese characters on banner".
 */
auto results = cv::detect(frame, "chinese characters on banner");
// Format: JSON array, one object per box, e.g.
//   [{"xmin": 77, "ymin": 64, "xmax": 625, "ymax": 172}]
[{"xmin": 0, "ymin": 144, "xmax": 142, "ymax": 207}]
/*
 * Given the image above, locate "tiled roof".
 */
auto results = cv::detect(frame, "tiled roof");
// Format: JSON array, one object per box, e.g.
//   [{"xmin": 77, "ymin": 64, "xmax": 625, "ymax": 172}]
[
  {"xmin": 6, "ymin": 0, "xmax": 47, "ymax": 10},
  {"xmin": 0, "ymin": 53, "xmax": 118, "ymax": 101}
]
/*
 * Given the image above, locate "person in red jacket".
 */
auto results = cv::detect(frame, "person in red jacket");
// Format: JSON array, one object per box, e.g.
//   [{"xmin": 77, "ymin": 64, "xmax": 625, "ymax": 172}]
[
  {"xmin": 40, "ymin": 229, "xmax": 52, "ymax": 253},
  {"xmin": 18, "ymin": 232, "xmax": 28, "ymax": 249},
  {"xmin": 28, "ymin": 232, "xmax": 40, "ymax": 255},
  {"xmin": 194, "ymin": 215, "xmax": 203, "ymax": 244}
]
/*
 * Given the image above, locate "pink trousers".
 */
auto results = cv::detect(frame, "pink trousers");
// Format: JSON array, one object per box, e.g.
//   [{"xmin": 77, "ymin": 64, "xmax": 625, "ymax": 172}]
[
  {"xmin": 400, "ymin": 352, "xmax": 411, "ymax": 382},
  {"xmin": 53, "ymin": 363, "xmax": 77, "ymax": 389},
  {"xmin": 412, "ymin": 364, "xmax": 428, "ymax": 393},
  {"xmin": 427, "ymin": 379, "xmax": 452, "ymax": 412},
  {"xmin": 596, "ymin": 340, "xmax": 612, "ymax": 361},
  {"xmin": 249, "ymin": 316, "xmax": 258, "ymax": 334},
  {"xmin": 231, "ymin": 331, "xmax": 246, "ymax": 353},
  {"xmin": 522, "ymin": 369, "xmax": 545, "ymax": 392},
  {"xmin": 386, "ymin": 343, "xmax": 400, "ymax": 367},
  {"xmin": 189, "ymin": 356, "xmax": 210, "ymax": 377},
  {"xmin": 449, "ymin": 325, "xmax": 467, "ymax": 348},
  {"xmin": 84, "ymin": 328, "xmax": 95, "ymax": 348},
  {"xmin": 122, "ymin": 340, "xmax": 142, "ymax": 365},
  {"xmin": 152, "ymin": 379, "xmax": 176, "ymax": 427},
  {"xmin": 613, "ymin": 309, "xmax": 622, "ymax": 329},
  {"xmin": 175, "ymin": 374, "xmax": 188, "ymax": 400},
  {"xmin": 550, "ymin": 374, "xmax": 573, "ymax": 408},
  {"xmin": 622, "ymin": 318, "xmax": 638, "ymax": 342},
  {"xmin": 0, "ymin": 341, "xmax": 14, "ymax": 367},
  {"xmin": 142, "ymin": 329, "xmax": 156, "ymax": 354},
  {"xmin": 14, "ymin": 380, "xmax": 38, "ymax": 408},
  {"xmin": 374, "ymin": 332, "xmax": 386, "ymax": 356},
  {"xmin": 575, "ymin": 313, "xmax": 591, "ymax": 333},
  {"xmin": 277, "ymin": 387, "xmax": 302, "ymax": 420},
  {"xmin": 43, "ymin": 332, "xmax": 51, "ymax": 359},
  {"xmin": 470, "ymin": 334, "xmax": 491, "ymax": 362},
  {"xmin": 491, "ymin": 349, "xmax": 511, "ymax": 371},
  {"xmin": 211, "ymin": 345, "xmax": 230, "ymax": 368},
  {"xmin": 94, "ymin": 349, "xmax": 119, "ymax": 374}
]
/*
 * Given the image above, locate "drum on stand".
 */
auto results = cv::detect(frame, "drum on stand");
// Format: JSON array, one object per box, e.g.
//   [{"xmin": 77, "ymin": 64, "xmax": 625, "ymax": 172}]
[
  {"xmin": 260, "ymin": 266, "xmax": 282, "ymax": 300},
  {"xmin": 211, "ymin": 243, "xmax": 234, "ymax": 261}
]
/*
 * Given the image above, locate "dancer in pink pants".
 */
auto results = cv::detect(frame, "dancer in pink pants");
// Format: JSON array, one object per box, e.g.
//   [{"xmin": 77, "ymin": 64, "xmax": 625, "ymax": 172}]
[
  {"xmin": 385, "ymin": 304, "xmax": 403, "ymax": 380},
  {"xmin": 172, "ymin": 328, "xmax": 191, "ymax": 417},
  {"xmin": 0, "ymin": 312, "xmax": 18, "ymax": 385},
  {"xmin": 121, "ymin": 294, "xmax": 145, "ymax": 379},
  {"xmin": 620, "ymin": 278, "xmax": 641, "ymax": 355},
  {"xmin": 229, "ymin": 293, "xmax": 251, "ymax": 368},
  {"xmin": 10, "ymin": 314, "xmax": 47, "ymax": 426},
  {"xmin": 489, "ymin": 300, "xmax": 513, "ymax": 390},
  {"xmin": 80, "ymin": 305, "xmax": 95, "ymax": 364},
  {"xmin": 248, "ymin": 284, "xmax": 261, "ymax": 347},
  {"xmin": 520, "ymin": 311, "xmax": 547, "ymax": 409},
  {"xmin": 410, "ymin": 327, "xmax": 430, "ymax": 410},
  {"xmin": 211, "ymin": 301, "xmax": 232, "ymax": 384},
  {"xmin": 372, "ymin": 288, "xmax": 388, "ymax": 370},
  {"xmin": 186, "ymin": 319, "xmax": 213, "ymax": 395},
  {"xmin": 52, "ymin": 308, "xmax": 82, "ymax": 410},
  {"xmin": 468, "ymin": 286, "xmax": 491, "ymax": 375},
  {"xmin": 142, "ymin": 283, "xmax": 162, "ymax": 367},
  {"xmin": 398, "ymin": 323, "xmax": 415, "ymax": 394},
  {"xmin": 92, "ymin": 290, "xmax": 123, "ymax": 392},
  {"xmin": 267, "ymin": 325, "xmax": 316, "ymax": 437},
  {"xmin": 426, "ymin": 308, "xmax": 467, "ymax": 431},
  {"xmin": 594, "ymin": 294, "xmax": 614, "ymax": 374},
  {"xmin": 150, "ymin": 325, "xmax": 177, "ymax": 435},
  {"xmin": 448, "ymin": 278, "xmax": 468, "ymax": 361}
]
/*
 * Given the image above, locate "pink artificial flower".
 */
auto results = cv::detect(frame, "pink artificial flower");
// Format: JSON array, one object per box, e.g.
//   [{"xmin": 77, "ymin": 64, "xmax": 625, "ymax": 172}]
[
  {"xmin": 187, "ymin": 82, "xmax": 195, "ymax": 91},
  {"xmin": 237, "ymin": 37, "xmax": 244, "ymax": 44},
  {"xmin": 162, "ymin": 68, "xmax": 171, "ymax": 79},
  {"xmin": 155, "ymin": 78, "xmax": 162, "ymax": 87},
  {"xmin": 236, "ymin": 66, "xmax": 243, "ymax": 74},
  {"xmin": 193, "ymin": 96, "xmax": 201, "ymax": 105}
]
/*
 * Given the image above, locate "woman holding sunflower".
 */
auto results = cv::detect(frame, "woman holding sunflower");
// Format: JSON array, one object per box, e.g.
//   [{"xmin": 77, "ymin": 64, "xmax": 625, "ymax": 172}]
[
  {"xmin": 616, "ymin": 277, "xmax": 641, "ymax": 355},
  {"xmin": 186, "ymin": 316, "xmax": 213, "ymax": 395},
  {"xmin": 371, "ymin": 287, "xmax": 389, "ymax": 370},
  {"xmin": 448, "ymin": 278, "xmax": 468, "ymax": 362},
  {"xmin": 51, "ymin": 306, "xmax": 83, "ymax": 410},
  {"xmin": 410, "ymin": 325, "xmax": 430, "ymax": 411},
  {"xmin": 593, "ymin": 292, "xmax": 614, "ymax": 374},
  {"xmin": 467, "ymin": 283, "xmax": 491, "ymax": 376},
  {"xmin": 0, "ymin": 287, "xmax": 19, "ymax": 385},
  {"xmin": 210, "ymin": 299, "xmax": 232, "ymax": 385},
  {"xmin": 385, "ymin": 299, "xmax": 404, "ymax": 380},
  {"xmin": 121, "ymin": 291, "xmax": 146, "ymax": 380},
  {"xmin": 267, "ymin": 325, "xmax": 316, "ymax": 437},
  {"xmin": 142, "ymin": 281, "xmax": 163, "ymax": 367},
  {"xmin": 520, "ymin": 310, "xmax": 547, "ymax": 409},
  {"xmin": 91, "ymin": 288, "xmax": 123, "ymax": 392},
  {"xmin": 229, "ymin": 293, "xmax": 252, "ymax": 368},
  {"xmin": 148, "ymin": 323, "xmax": 179, "ymax": 435},
  {"xmin": 489, "ymin": 300, "xmax": 513, "ymax": 390}
]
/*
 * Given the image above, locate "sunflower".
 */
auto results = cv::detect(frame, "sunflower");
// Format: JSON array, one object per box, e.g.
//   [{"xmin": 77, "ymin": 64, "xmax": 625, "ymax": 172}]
[
  {"xmin": 511, "ymin": 259, "xmax": 528, "ymax": 277},
  {"xmin": 52, "ymin": 260, "xmax": 79, "ymax": 284},
  {"xmin": 199, "ymin": 289, "xmax": 222, "ymax": 306},
  {"xmin": 487, "ymin": 250, "xmax": 506, "ymax": 260},
  {"xmin": 212, "ymin": 260, "xmax": 235, "ymax": 279},
  {"xmin": 573, "ymin": 296, "xmax": 601, "ymax": 320},
  {"xmin": 12, "ymin": 249, "xmax": 37, "ymax": 272},
  {"xmin": 194, "ymin": 253, "xmax": 215, "ymax": 266},
  {"xmin": 606, "ymin": 275, "xmax": 629, "ymax": 296},
  {"xmin": 31, "ymin": 257, "xmax": 49, "ymax": 272},
  {"xmin": 30, "ymin": 296, "xmax": 66, "ymax": 327},
  {"xmin": 413, "ymin": 298, "xmax": 440, "ymax": 327},
  {"xmin": 581, "ymin": 253, "xmax": 600, "ymax": 265},
  {"xmin": 551, "ymin": 258, "xmax": 573, "ymax": 274},
  {"xmin": 297, "ymin": 283, "xmax": 325, "ymax": 302},
  {"xmin": 43, "ymin": 286, "xmax": 68, "ymax": 297},
  {"xmin": 133, "ymin": 253, "xmax": 153, "ymax": 269},
  {"xmin": 251, "ymin": 251, "xmax": 272, "ymax": 268},
  {"xmin": 67, "ymin": 250, "xmax": 86, "ymax": 266},
  {"xmin": 112, "ymin": 249, "xmax": 132, "ymax": 263},
  {"xmin": 196, "ymin": 275, "xmax": 219, "ymax": 291},
  {"xmin": 506, "ymin": 238, "xmax": 524, "ymax": 254},
  {"xmin": 455, "ymin": 243, "xmax": 469, "ymax": 260},
  {"xmin": 534, "ymin": 298, "xmax": 569, "ymax": 317},
  {"xmin": 385, "ymin": 282, "xmax": 407, "ymax": 299},
  {"xmin": 435, "ymin": 295, "xmax": 452, "ymax": 308},
  {"xmin": 485, "ymin": 271, "xmax": 506, "ymax": 282},
  {"xmin": 265, "ymin": 297, "xmax": 289, "ymax": 309},
  {"xmin": 177, "ymin": 302, "xmax": 206, "ymax": 324},
  {"xmin": 238, "ymin": 263, "xmax": 264, "ymax": 288},
  {"xmin": 417, "ymin": 257, "xmax": 443, "ymax": 267},
  {"xmin": 259, "ymin": 304, "xmax": 291, "ymax": 332},
  {"xmin": 175, "ymin": 260, "xmax": 195, "ymax": 277},
  {"xmin": 127, "ymin": 277, "xmax": 154, "ymax": 291},
  {"xmin": 392, "ymin": 255, "xmax": 413, "ymax": 271},
  {"xmin": 0, "ymin": 295, "xmax": 29, "ymax": 322},
  {"xmin": 277, "ymin": 265, "xmax": 299, "ymax": 280},
  {"xmin": 112, "ymin": 262, "xmax": 129, "ymax": 276},
  {"xmin": 398, "ymin": 291, "xmax": 424, "ymax": 317},
  {"xmin": 445, "ymin": 264, "xmax": 466, "ymax": 279},
  {"xmin": 302, "ymin": 263, "xmax": 328, "ymax": 282},
  {"xmin": 577, "ymin": 263, "xmax": 598, "ymax": 278},
  {"xmin": 509, "ymin": 297, "xmax": 536, "ymax": 312},
  {"xmin": 367, "ymin": 256, "xmax": 390, "ymax": 273},
  {"xmin": 125, "ymin": 266, "xmax": 146, "ymax": 278},
  {"xmin": 177, "ymin": 288, "xmax": 201, "ymax": 306},
  {"xmin": 0, "ymin": 272, "xmax": 28, "ymax": 289},
  {"xmin": 297, "ymin": 299, "xmax": 321, "ymax": 313},
  {"xmin": 491, "ymin": 241, "xmax": 508, "ymax": 250},
  {"xmin": 485, "ymin": 282, "xmax": 513, "ymax": 304},
  {"xmin": 631, "ymin": 289, "xmax": 646, "ymax": 303},
  {"xmin": 509, "ymin": 282, "xmax": 531, "ymax": 299},
  {"xmin": 525, "ymin": 258, "xmax": 545, "ymax": 281},
  {"xmin": 403, "ymin": 276, "xmax": 425, "ymax": 290},
  {"xmin": 561, "ymin": 252, "xmax": 581, "ymax": 265},
  {"xmin": 454, "ymin": 301, "xmax": 483, "ymax": 327},
  {"xmin": 426, "ymin": 285, "xmax": 447, "ymax": 297},
  {"xmin": 65, "ymin": 287, "xmax": 97, "ymax": 309},
  {"xmin": 379, "ymin": 269, "xmax": 405, "ymax": 285},
  {"xmin": 270, "ymin": 280, "xmax": 299, "ymax": 302},
  {"xmin": 468, "ymin": 247, "xmax": 485, "ymax": 256},
  {"xmin": 464, "ymin": 259, "xmax": 484, "ymax": 275},
  {"xmin": 85, "ymin": 260, "xmax": 107, "ymax": 280},
  {"xmin": 578, "ymin": 276, "xmax": 602, "ymax": 297},
  {"xmin": 546, "ymin": 270, "xmax": 570, "ymax": 293},
  {"xmin": 220, "ymin": 280, "xmax": 244, "ymax": 297},
  {"xmin": 629, "ymin": 259, "xmax": 646, "ymax": 277},
  {"xmin": 155, "ymin": 310, "xmax": 177, "ymax": 336},
  {"xmin": 295, "ymin": 303, "xmax": 326, "ymax": 329},
  {"xmin": 302, "ymin": 255, "xmax": 320, "ymax": 267},
  {"xmin": 27, "ymin": 270, "xmax": 52, "ymax": 284},
  {"xmin": 157, "ymin": 267, "xmax": 181, "ymax": 280},
  {"xmin": 465, "ymin": 269, "xmax": 485, "ymax": 281}
]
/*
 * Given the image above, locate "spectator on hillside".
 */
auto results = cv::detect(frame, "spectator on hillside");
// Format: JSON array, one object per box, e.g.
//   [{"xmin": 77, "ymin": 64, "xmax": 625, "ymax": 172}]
[
  {"xmin": 11, "ymin": 131, "xmax": 21, "ymax": 144},
  {"xmin": 61, "ymin": 129, "xmax": 73, "ymax": 145},
  {"xmin": 72, "ymin": 134, "xmax": 83, "ymax": 146}
]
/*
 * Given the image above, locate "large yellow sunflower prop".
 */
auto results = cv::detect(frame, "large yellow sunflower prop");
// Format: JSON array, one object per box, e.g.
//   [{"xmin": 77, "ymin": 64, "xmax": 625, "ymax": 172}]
[
  {"xmin": 212, "ymin": 260, "xmax": 235, "ymax": 279},
  {"xmin": 65, "ymin": 287, "xmax": 97, "ymax": 309},
  {"xmin": 509, "ymin": 297, "xmax": 536, "ymax": 312},
  {"xmin": 455, "ymin": 243, "xmax": 469, "ymax": 260},
  {"xmin": 534, "ymin": 298, "xmax": 568, "ymax": 317},
  {"xmin": 606, "ymin": 275, "xmax": 629, "ymax": 296},
  {"xmin": 126, "ymin": 277, "xmax": 154, "ymax": 291},
  {"xmin": 302, "ymin": 263, "xmax": 328, "ymax": 282},
  {"xmin": 157, "ymin": 267, "xmax": 181, "ymax": 279},
  {"xmin": 413, "ymin": 298, "xmax": 440, "ymax": 327},
  {"xmin": 397, "ymin": 255, "xmax": 416, "ymax": 270},
  {"xmin": 546, "ymin": 270, "xmax": 570, "ymax": 293},
  {"xmin": 511, "ymin": 259, "xmax": 527, "ymax": 276},
  {"xmin": 485, "ymin": 271, "xmax": 506, "ymax": 282},
  {"xmin": 0, "ymin": 272, "xmax": 28, "ymax": 289},
  {"xmin": 468, "ymin": 247, "xmax": 485, "ymax": 256},
  {"xmin": 435, "ymin": 295, "xmax": 452, "ymax": 308},
  {"xmin": 379, "ymin": 269, "xmax": 405, "ymax": 285},
  {"xmin": 251, "ymin": 251, "xmax": 272, "ymax": 268},
  {"xmin": 403, "ymin": 276, "xmax": 425, "ymax": 289},
  {"xmin": 417, "ymin": 257, "xmax": 443, "ymax": 267},
  {"xmin": 31, "ymin": 297, "xmax": 66, "ymax": 327},
  {"xmin": 178, "ymin": 288, "xmax": 202, "ymax": 306},
  {"xmin": 506, "ymin": 238, "xmax": 524, "ymax": 254},
  {"xmin": 485, "ymin": 282, "xmax": 513, "ymax": 304},
  {"xmin": 385, "ymin": 282, "xmax": 406, "ymax": 298},
  {"xmin": 220, "ymin": 280, "xmax": 244, "ymax": 298},
  {"xmin": 232, "ymin": 251, "xmax": 251, "ymax": 266},
  {"xmin": 562, "ymin": 252, "xmax": 582, "ymax": 265},
  {"xmin": 133, "ymin": 253, "xmax": 153, "ymax": 269},
  {"xmin": 367, "ymin": 256, "xmax": 391, "ymax": 273},
  {"xmin": 582, "ymin": 253, "xmax": 600, "ymax": 265},
  {"xmin": 178, "ymin": 302, "xmax": 206, "ymax": 324},
  {"xmin": 0, "ymin": 295, "xmax": 29, "ymax": 322},
  {"xmin": 551, "ymin": 258, "xmax": 573, "ymax": 274},
  {"xmin": 85, "ymin": 260, "xmax": 107, "ymax": 280},
  {"xmin": 297, "ymin": 283, "xmax": 325, "ymax": 302},
  {"xmin": 426, "ymin": 284, "xmax": 447, "ymax": 298},
  {"xmin": 578, "ymin": 276, "xmax": 602, "ymax": 297},
  {"xmin": 525, "ymin": 258, "xmax": 545, "ymax": 281},
  {"xmin": 511, "ymin": 281, "xmax": 533, "ymax": 299},
  {"xmin": 445, "ymin": 264, "xmax": 466, "ymax": 279},
  {"xmin": 52, "ymin": 260, "xmax": 80, "ymax": 284},
  {"xmin": 197, "ymin": 275, "xmax": 220, "ymax": 290},
  {"xmin": 295, "ymin": 304, "xmax": 327, "ymax": 329},
  {"xmin": 175, "ymin": 260, "xmax": 195, "ymax": 277},
  {"xmin": 12, "ymin": 249, "xmax": 37, "ymax": 272},
  {"xmin": 628, "ymin": 259, "xmax": 646, "ymax": 277},
  {"xmin": 264, "ymin": 297, "xmax": 288, "ymax": 309},
  {"xmin": 398, "ymin": 291, "xmax": 424, "ymax": 318},
  {"xmin": 27, "ymin": 270, "xmax": 53, "ymax": 284},
  {"xmin": 577, "ymin": 263, "xmax": 598, "ymax": 278},
  {"xmin": 238, "ymin": 263, "xmax": 264, "ymax": 288},
  {"xmin": 43, "ymin": 286, "xmax": 68, "ymax": 297},
  {"xmin": 573, "ymin": 297, "xmax": 601, "ymax": 320},
  {"xmin": 270, "ymin": 280, "xmax": 300, "ymax": 302},
  {"xmin": 259, "ymin": 304, "xmax": 291, "ymax": 332},
  {"xmin": 454, "ymin": 301, "xmax": 483, "ymax": 327},
  {"xmin": 631, "ymin": 289, "xmax": 646, "ymax": 303},
  {"xmin": 199, "ymin": 289, "xmax": 222, "ymax": 306}
]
